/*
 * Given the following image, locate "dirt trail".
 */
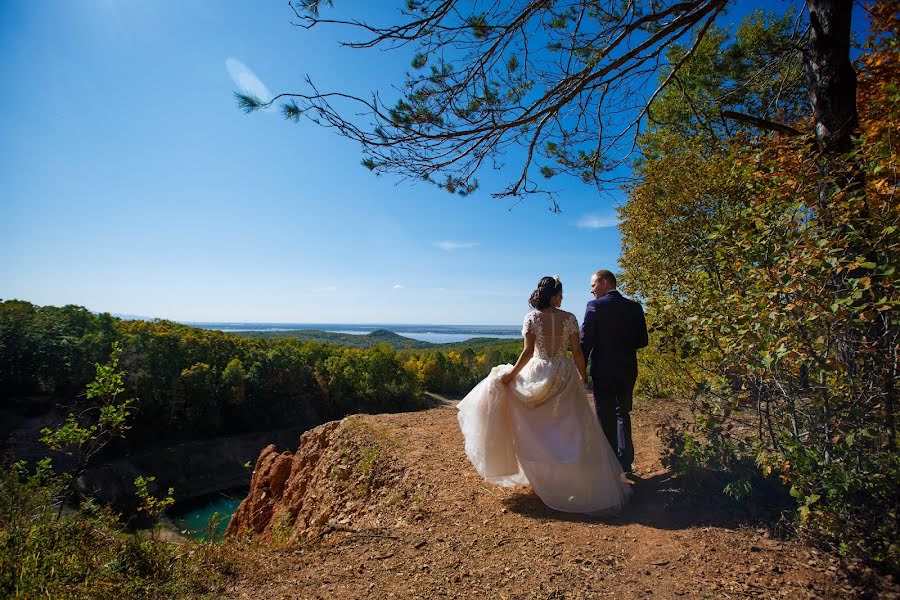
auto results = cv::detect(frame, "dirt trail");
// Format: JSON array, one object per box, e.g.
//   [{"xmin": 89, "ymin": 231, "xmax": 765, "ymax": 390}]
[{"xmin": 225, "ymin": 397, "xmax": 864, "ymax": 599}]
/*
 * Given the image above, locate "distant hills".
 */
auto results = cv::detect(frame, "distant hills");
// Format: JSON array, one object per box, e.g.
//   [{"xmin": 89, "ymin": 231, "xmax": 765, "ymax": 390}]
[
  {"xmin": 232, "ymin": 327, "xmax": 518, "ymax": 352},
  {"xmin": 106, "ymin": 312, "xmax": 521, "ymax": 352}
]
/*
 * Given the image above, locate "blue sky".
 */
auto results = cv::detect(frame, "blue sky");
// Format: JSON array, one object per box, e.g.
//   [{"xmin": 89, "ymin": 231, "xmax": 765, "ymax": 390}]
[{"xmin": 0, "ymin": 1, "xmax": 867, "ymax": 325}]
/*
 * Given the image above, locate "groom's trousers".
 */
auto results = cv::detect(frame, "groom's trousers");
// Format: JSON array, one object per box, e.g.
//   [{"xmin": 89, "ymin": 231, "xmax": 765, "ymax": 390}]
[{"xmin": 591, "ymin": 377, "xmax": 635, "ymax": 471}]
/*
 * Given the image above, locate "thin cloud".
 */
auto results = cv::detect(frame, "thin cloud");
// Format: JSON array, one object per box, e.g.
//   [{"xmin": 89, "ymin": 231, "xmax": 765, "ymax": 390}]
[
  {"xmin": 226, "ymin": 58, "xmax": 273, "ymax": 109},
  {"xmin": 433, "ymin": 241, "xmax": 480, "ymax": 251},
  {"xmin": 312, "ymin": 286, "xmax": 337, "ymax": 293},
  {"xmin": 576, "ymin": 214, "xmax": 620, "ymax": 229},
  {"xmin": 393, "ymin": 284, "xmax": 405, "ymax": 289}
]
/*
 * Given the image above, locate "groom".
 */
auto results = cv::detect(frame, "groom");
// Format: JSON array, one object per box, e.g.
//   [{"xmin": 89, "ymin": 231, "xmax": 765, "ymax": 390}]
[{"xmin": 581, "ymin": 270, "xmax": 648, "ymax": 473}]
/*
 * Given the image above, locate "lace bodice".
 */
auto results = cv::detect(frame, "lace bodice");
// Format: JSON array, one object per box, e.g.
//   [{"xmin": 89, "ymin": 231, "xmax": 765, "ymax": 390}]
[{"xmin": 522, "ymin": 310, "xmax": 578, "ymax": 360}]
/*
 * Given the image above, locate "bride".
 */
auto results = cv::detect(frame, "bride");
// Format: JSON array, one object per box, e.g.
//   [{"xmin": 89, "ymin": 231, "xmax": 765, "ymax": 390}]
[{"xmin": 457, "ymin": 275, "xmax": 632, "ymax": 514}]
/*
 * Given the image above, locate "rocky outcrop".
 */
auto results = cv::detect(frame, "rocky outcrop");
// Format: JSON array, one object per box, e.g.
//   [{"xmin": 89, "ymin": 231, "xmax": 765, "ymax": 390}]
[{"xmin": 226, "ymin": 415, "xmax": 406, "ymax": 541}]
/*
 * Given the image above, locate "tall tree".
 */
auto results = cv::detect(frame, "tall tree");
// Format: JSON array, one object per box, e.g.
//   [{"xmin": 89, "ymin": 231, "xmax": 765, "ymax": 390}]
[{"xmin": 806, "ymin": 0, "xmax": 858, "ymax": 154}]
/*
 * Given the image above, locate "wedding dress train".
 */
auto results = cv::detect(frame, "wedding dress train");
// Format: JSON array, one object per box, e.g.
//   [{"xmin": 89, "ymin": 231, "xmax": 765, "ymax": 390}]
[{"xmin": 457, "ymin": 309, "xmax": 631, "ymax": 514}]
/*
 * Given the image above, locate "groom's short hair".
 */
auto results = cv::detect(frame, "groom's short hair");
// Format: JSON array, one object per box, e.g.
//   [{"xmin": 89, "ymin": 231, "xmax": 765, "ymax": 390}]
[{"xmin": 594, "ymin": 269, "xmax": 616, "ymax": 288}]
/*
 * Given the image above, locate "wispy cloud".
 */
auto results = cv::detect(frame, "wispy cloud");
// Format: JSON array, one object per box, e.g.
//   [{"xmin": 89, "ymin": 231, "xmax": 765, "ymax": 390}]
[
  {"xmin": 576, "ymin": 213, "xmax": 619, "ymax": 229},
  {"xmin": 433, "ymin": 241, "xmax": 480, "ymax": 251},
  {"xmin": 393, "ymin": 284, "xmax": 405, "ymax": 289},
  {"xmin": 226, "ymin": 58, "xmax": 273, "ymax": 109},
  {"xmin": 312, "ymin": 286, "xmax": 337, "ymax": 293}
]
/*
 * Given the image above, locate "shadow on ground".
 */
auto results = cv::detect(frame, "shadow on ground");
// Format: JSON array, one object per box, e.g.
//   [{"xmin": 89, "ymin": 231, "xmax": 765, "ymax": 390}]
[{"xmin": 501, "ymin": 470, "xmax": 791, "ymax": 532}]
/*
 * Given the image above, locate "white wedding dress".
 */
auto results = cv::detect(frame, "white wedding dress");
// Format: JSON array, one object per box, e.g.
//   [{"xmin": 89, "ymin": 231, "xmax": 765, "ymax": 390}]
[{"xmin": 457, "ymin": 309, "xmax": 632, "ymax": 514}]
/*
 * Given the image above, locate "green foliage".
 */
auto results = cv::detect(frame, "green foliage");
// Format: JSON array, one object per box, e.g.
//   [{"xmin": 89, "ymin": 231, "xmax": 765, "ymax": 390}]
[
  {"xmin": 648, "ymin": 8, "xmax": 806, "ymax": 145},
  {"xmin": 411, "ymin": 53, "xmax": 428, "ymax": 69},
  {"xmin": 466, "ymin": 13, "xmax": 489, "ymax": 40},
  {"xmin": 0, "ymin": 462, "xmax": 233, "ymax": 598},
  {"xmin": 621, "ymin": 20, "xmax": 899, "ymax": 572},
  {"xmin": 1, "ymin": 300, "xmax": 524, "ymax": 447},
  {"xmin": 296, "ymin": 0, "xmax": 332, "ymax": 18},
  {"xmin": 657, "ymin": 416, "xmax": 778, "ymax": 503},
  {"xmin": 40, "ymin": 342, "xmax": 134, "ymax": 511},
  {"xmin": 332, "ymin": 417, "xmax": 395, "ymax": 496},
  {"xmin": 270, "ymin": 509, "xmax": 294, "ymax": 548},
  {"xmin": 0, "ymin": 301, "xmax": 117, "ymax": 402},
  {"xmin": 323, "ymin": 344, "xmax": 421, "ymax": 413},
  {"xmin": 221, "ymin": 357, "xmax": 248, "ymax": 403},
  {"xmin": 134, "ymin": 476, "xmax": 175, "ymax": 527},
  {"xmin": 204, "ymin": 511, "xmax": 225, "ymax": 543},
  {"xmin": 234, "ymin": 91, "xmax": 265, "ymax": 113}
]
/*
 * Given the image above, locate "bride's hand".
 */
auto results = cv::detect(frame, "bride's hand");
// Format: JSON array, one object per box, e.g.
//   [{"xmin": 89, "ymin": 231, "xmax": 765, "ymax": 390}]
[{"xmin": 500, "ymin": 371, "xmax": 515, "ymax": 385}]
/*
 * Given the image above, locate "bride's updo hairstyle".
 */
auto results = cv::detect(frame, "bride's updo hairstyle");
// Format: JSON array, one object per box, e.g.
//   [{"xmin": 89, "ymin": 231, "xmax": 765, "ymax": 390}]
[{"xmin": 529, "ymin": 276, "xmax": 563, "ymax": 310}]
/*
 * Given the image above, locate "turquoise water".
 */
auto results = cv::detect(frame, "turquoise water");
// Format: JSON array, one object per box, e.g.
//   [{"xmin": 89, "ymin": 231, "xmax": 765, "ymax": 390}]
[{"xmin": 173, "ymin": 495, "xmax": 242, "ymax": 541}]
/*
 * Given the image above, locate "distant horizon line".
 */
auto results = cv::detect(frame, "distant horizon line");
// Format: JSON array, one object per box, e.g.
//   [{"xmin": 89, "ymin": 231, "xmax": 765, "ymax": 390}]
[{"xmin": 111, "ymin": 314, "xmax": 521, "ymax": 328}]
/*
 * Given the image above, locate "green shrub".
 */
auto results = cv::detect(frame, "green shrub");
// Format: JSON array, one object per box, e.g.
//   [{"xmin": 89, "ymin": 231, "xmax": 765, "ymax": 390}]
[{"xmin": 0, "ymin": 463, "xmax": 234, "ymax": 599}]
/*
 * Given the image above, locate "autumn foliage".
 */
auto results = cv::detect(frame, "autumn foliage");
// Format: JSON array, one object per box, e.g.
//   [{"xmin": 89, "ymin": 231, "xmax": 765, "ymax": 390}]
[{"xmin": 620, "ymin": 2, "xmax": 898, "ymax": 573}]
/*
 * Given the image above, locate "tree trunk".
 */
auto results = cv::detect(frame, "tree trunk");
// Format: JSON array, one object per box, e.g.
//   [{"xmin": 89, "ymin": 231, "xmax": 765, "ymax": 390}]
[
  {"xmin": 806, "ymin": 1, "xmax": 896, "ymax": 452},
  {"xmin": 805, "ymin": 0, "xmax": 858, "ymax": 154}
]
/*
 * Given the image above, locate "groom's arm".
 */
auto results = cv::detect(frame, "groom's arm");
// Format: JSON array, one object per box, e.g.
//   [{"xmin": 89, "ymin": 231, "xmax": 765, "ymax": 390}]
[
  {"xmin": 580, "ymin": 302, "xmax": 597, "ymax": 368},
  {"xmin": 634, "ymin": 302, "xmax": 649, "ymax": 349}
]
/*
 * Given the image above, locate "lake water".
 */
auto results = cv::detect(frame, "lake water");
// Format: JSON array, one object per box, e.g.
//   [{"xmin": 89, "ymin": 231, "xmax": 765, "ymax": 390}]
[
  {"xmin": 172, "ymin": 495, "xmax": 243, "ymax": 541},
  {"xmin": 189, "ymin": 322, "xmax": 522, "ymax": 344}
]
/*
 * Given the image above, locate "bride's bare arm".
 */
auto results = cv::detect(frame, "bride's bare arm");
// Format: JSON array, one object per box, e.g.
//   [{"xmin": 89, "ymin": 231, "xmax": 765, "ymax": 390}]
[
  {"xmin": 500, "ymin": 332, "xmax": 535, "ymax": 384},
  {"xmin": 570, "ymin": 331, "xmax": 587, "ymax": 383}
]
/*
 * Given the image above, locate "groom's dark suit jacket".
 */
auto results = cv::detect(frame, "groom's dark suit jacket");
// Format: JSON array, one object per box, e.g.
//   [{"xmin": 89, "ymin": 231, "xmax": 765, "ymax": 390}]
[{"xmin": 581, "ymin": 290, "xmax": 648, "ymax": 381}]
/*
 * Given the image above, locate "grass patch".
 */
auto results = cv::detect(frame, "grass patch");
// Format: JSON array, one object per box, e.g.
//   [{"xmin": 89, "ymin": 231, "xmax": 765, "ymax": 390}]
[
  {"xmin": 0, "ymin": 463, "xmax": 236, "ymax": 599},
  {"xmin": 333, "ymin": 416, "xmax": 395, "ymax": 495}
]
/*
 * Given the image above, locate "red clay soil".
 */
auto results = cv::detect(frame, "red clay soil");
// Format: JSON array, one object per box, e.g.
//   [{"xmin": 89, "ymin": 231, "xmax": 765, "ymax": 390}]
[{"xmin": 223, "ymin": 397, "xmax": 894, "ymax": 599}]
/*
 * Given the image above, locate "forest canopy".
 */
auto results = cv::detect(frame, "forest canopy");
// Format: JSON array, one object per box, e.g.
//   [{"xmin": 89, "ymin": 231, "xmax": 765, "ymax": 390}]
[{"xmin": 0, "ymin": 300, "xmax": 520, "ymax": 444}]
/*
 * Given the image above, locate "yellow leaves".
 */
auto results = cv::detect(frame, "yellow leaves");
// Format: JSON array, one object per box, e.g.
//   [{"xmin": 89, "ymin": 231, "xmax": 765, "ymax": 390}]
[{"xmin": 871, "ymin": 177, "xmax": 894, "ymax": 195}]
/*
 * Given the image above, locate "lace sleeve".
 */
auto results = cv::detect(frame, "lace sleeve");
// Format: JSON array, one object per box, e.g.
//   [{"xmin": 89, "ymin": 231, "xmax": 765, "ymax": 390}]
[
  {"xmin": 521, "ymin": 311, "xmax": 535, "ymax": 337},
  {"xmin": 564, "ymin": 312, "xmax": 578, "ymax": 338}
]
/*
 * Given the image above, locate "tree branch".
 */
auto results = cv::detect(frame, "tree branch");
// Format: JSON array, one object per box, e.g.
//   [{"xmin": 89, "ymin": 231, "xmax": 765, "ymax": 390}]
[{"xmin": 721, "ymin": 110, "xmax": 804, "ymax": 136}]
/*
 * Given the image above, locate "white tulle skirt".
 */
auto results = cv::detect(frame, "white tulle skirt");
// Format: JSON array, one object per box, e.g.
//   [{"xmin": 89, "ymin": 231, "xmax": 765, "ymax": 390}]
[{"xmin": 457, "ymin": 360, "xmax": 632, "ymax": 515}]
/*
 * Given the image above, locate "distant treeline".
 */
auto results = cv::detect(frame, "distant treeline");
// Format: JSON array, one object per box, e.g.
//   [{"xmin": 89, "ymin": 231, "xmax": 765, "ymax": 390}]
[
  {"xmin": 0, "ymin": 300, "xmax": 521, "ymax": 446},
  {"xmin": 233, "ymin": 327, "xmax": 518, "ymax": 353}
]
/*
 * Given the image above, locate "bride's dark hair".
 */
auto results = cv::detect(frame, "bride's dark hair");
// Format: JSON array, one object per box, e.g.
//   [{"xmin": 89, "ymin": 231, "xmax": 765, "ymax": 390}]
[{"xmin": 529, "ymin": 276, "xmax": 563, "ymax": 310}]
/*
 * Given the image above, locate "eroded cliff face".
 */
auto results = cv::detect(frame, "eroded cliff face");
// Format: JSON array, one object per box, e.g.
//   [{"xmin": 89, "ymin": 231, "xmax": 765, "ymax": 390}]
[{"xmin": 226, "ymin": 415, "xmax": 408, "ymax": 541}]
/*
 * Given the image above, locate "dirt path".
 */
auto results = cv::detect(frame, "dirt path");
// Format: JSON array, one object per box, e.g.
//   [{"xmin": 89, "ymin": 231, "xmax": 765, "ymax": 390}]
[{"xmin": 225, "ymin": 398, "xmax": 861, "ymax": 599}]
